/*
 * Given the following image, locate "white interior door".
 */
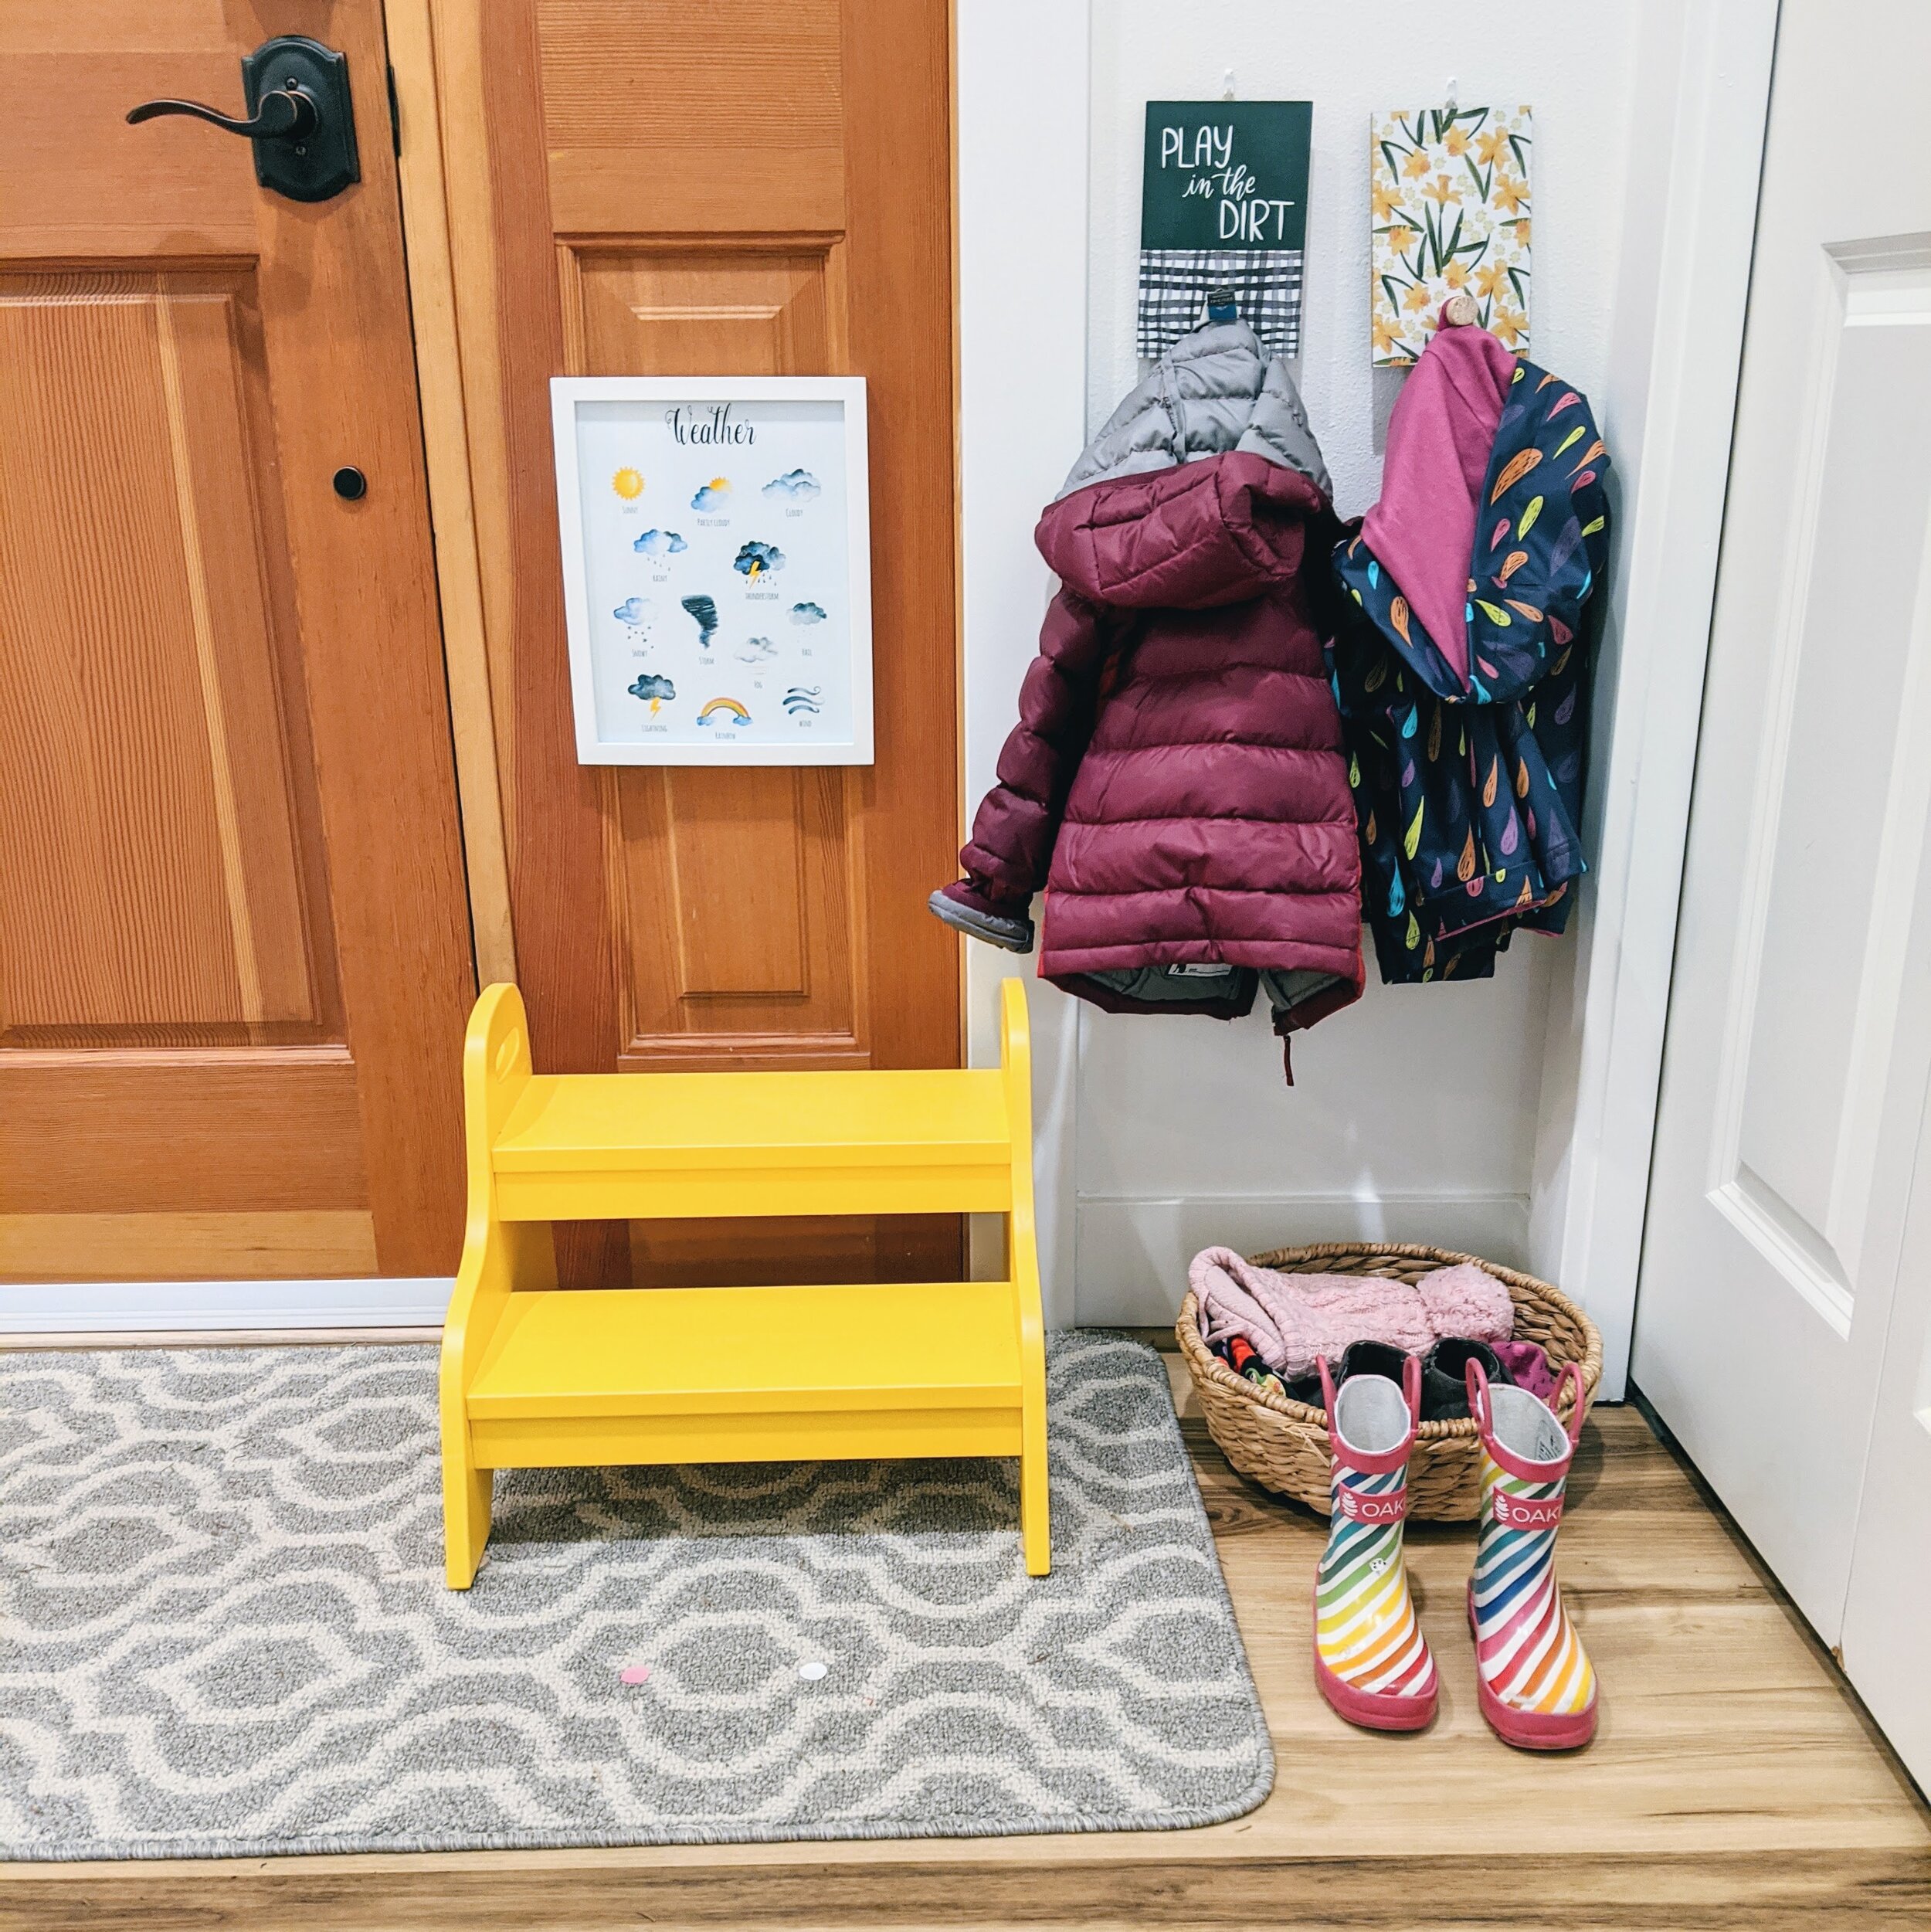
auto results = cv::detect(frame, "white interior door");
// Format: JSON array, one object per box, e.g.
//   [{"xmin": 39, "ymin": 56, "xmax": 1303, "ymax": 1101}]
[
  {"xmin": 1841, "ymin": 1084, "xmax": 1931, "ymax": 1784},
  {"xmin": 1631, "ymin": 0, "xmax": 1931, "ymax": 1730}
]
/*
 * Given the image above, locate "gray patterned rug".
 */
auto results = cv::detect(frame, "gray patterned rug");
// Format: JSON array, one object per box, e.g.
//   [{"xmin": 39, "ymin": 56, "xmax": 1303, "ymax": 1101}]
[{"xmin": 0, "ymin": 1332, "xmax": 1269, "ymax": 1859}]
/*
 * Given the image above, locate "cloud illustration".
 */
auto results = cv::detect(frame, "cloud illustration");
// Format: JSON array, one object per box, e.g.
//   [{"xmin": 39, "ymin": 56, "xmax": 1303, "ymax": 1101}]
[
  {"xmin": 790, "ymin": 601, "xmax": 827, "ymax": 625},
  {"xmin": 680, "ymin": 594, "xmax": 719, "ymax": 647},
  {"xmin": 632, "ymin": 528, "xmax": 687, "ymax": 556},
  {"xmin": 735, "ymin": 636, "xmax": 778, "ymax": 664},
  {"xmin": 734, "ymin": 540, "xmax": 786, "ymax": 579},
  {"xmin": 691, "ymin": 477, "xmax": 731, "ymax": 511},
  {"xmin": 762, "ymin": 468, "xmax": 821, "ymax": 502},
  {"xmin": 613, "ymin": 596, "xmax": 650, "ymax": 625},
  {"xmin": 627, "ymin": 673, "xmax": 676, "ymax": 702}
]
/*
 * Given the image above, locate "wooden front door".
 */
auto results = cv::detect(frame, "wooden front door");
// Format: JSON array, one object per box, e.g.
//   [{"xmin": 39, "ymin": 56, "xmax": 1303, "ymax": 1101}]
[
  {"xmin": 436, "ymin": 0, "xmax": 962, "ymax": 1285},
  {"xmin": 0, "ymin": 5, "xmax": 475, "ymax": 1282}
]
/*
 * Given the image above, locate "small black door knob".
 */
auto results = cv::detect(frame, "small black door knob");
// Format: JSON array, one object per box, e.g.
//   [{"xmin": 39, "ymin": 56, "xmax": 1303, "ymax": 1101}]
[{"xmin": 332, "ymin": 466, "xmax": 367, "ymax": 501}]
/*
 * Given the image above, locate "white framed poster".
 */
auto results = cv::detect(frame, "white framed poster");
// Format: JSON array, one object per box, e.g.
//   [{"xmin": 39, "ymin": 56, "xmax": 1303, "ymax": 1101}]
[{"xmin": 550, "ymin": 375, "xmax": 873, "ymax": 765}]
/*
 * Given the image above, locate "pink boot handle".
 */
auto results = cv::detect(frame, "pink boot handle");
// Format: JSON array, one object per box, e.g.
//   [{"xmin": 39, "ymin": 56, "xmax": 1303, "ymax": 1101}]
[
  {"xmin": 1317, "ymin": 1352, "xmax": 1424, "ymax": 1425},
  {"xmin": 1466, "ymin": 1356, "xmax": 1588, "ymax": 1451}
]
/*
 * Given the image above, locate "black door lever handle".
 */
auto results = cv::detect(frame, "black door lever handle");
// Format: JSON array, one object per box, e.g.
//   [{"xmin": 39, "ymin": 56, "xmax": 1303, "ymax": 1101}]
[
  {"xmin": 123, "ymin": 35, "xmax": 358, "ymax": 203},
  {"xmin": 127, "ymin": 84, "xmax": 318, "ymax": 144}
]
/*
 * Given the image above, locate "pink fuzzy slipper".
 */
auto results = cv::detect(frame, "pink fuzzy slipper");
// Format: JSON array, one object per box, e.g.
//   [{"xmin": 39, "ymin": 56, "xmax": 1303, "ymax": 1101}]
[{"xmin": 1189, "ymin": 1248, "xmax": 1513, "ymax": 1377}]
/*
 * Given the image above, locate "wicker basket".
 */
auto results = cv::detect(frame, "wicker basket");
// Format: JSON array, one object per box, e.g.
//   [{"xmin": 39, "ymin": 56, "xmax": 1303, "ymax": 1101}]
[{"xmin": 1176, "ymin": 1241, "xmax": 1603, "ymax": 1520}]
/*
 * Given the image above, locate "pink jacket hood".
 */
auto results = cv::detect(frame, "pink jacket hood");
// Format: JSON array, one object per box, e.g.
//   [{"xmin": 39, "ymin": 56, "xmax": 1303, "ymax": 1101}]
[{"xmin": 1360, "ymin": 322, "xmax": 1518, "ymax": 683}]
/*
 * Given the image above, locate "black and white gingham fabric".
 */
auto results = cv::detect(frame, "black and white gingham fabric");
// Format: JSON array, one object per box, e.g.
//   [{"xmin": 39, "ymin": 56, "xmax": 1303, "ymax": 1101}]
[{"xmin": 1137, "ymin": 249, "xmax": 1305, "ymax": 360}]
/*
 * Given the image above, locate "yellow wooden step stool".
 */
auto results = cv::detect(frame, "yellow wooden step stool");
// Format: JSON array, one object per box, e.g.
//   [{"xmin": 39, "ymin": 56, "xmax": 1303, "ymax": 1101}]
[{"xmin": 439, "ymin": 979, "xmax": 1049, "ymax": 1585}]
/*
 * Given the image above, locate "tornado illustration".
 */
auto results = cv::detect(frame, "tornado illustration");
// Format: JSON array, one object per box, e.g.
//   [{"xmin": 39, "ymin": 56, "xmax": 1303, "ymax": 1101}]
[{"xmin": 680, "ymin": 594, "xmax": 719, "ymax": 649}]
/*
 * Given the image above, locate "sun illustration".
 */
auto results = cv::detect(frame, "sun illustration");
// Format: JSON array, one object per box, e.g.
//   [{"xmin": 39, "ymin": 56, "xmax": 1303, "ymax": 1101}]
[{"xmin": 611, "ymin": 467, "xmax": 645, "ymax": 501}]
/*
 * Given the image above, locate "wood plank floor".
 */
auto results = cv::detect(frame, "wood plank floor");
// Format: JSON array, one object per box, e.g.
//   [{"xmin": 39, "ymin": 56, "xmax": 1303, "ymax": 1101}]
[{"xmin": 2, "ymin": 1343, "xmax": 1925, "ymax": 1930}]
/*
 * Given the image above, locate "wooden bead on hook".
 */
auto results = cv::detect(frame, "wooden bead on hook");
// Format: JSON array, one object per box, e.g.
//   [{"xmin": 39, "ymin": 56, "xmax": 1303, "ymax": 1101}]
[{"xmin": 1439, "ymin": 291, "xmax": 1478, "ymax": 328}]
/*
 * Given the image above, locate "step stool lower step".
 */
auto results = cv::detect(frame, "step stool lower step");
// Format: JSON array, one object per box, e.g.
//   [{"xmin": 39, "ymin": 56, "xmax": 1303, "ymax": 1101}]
[{"xmin": 463, "ymin": 1282, "xmax": 1024, "ymax": 1468}]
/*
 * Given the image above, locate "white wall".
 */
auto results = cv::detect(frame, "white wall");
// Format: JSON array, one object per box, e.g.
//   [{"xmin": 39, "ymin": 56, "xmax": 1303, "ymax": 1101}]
[
  {"xmin": 958, "ymin": 2, "xmax": 1763, "ymax": 1378},
  {"xmin": 1072, "ymin": 3, "xmax": 1644, "ymax": 1320}
]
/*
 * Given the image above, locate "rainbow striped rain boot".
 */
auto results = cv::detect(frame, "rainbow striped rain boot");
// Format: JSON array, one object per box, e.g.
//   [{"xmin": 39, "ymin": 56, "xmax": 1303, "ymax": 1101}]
[
  {"xmin": 1466, "ymin": 1358, "xmax": 1598, "ymax": 1751},
  {"xmin": 1313, "ymin": 1353, "xmax": 1438, "ymax": 1731}
]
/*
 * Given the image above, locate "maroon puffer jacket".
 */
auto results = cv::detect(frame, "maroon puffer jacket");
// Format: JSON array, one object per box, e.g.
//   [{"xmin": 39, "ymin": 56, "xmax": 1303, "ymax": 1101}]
[{"xmin": 931, "ymin": 368, "xmax": 1364, "ymax": 1044}]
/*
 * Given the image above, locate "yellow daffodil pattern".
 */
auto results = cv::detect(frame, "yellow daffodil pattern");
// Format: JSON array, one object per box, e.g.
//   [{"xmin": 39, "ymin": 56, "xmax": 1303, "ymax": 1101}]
[{"xmin": 1372, "ymin": 105, "xmax": 1532, "ymax": 366}]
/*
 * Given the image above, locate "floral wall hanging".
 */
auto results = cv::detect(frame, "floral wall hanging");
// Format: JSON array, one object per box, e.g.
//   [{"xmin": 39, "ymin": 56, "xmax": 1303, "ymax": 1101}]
[{"xmin": 1370, "ymin": 106, "xmax": 1532, "ymax": 366}]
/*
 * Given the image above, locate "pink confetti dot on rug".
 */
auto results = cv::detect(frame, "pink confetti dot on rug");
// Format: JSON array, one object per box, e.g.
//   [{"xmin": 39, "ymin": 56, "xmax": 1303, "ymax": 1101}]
[{"xmin": 619, "ymin": 1665, "xmax": 651, "ymax": 1686}]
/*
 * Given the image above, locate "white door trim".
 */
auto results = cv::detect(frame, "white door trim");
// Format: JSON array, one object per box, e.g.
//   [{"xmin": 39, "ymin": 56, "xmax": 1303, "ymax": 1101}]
[
  {"xmin": 955, "ymin": 0, "xmax": 1091, "ymax": 1326},
  {"xmin": 1529, "ymin": 0, "xmax": 1782, "ymax": 1399}
]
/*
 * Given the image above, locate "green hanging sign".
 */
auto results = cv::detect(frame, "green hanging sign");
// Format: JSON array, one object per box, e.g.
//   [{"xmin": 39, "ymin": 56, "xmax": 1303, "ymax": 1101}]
[
  {"xmin": 1140, "ymin": 101, "xmax": 1312, "ymax": 252},
  {"xmin": 1138, "ymin": 101, "xmax": 1313, "ymax": 361}
]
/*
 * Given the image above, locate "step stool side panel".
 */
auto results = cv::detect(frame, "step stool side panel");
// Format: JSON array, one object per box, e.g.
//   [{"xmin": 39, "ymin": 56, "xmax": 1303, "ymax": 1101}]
[
  {"xmin": 442, "ymin": 984, "xmax": 556, "ymax": 1587},
  {"xmin": 1001, "ymin": 980, "xmax": 1051, "ymax": 1577}
]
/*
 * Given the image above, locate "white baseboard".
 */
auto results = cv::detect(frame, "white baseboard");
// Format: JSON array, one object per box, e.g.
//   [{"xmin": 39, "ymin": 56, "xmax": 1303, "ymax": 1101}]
[
  {"xmin": 4, "ymin": 1190, "xmax": 1536, "ymax": 1338},
  {"xmin": 0, "ymin": 1277, "xmax": 454, "ymax": 1336},
  {"xmin": 1074, "ymin": 1193, "xmax": 1533, "ymax": 1326}
]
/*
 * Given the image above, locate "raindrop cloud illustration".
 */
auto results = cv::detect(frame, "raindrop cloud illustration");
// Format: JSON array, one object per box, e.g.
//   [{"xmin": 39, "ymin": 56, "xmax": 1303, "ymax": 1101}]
[
  {"xmin": 790, "ymin": 601, "xmax": 827, "ymax": 625},
  {"xmin": 633, "ymin": 528, "xmax": 687, "ymax": 556}
]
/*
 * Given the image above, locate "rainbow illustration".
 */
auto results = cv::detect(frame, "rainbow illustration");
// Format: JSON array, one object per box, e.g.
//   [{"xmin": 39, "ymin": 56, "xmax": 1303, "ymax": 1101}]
[{"xmin": 695, "ymin": 698, "xmax": 751, "ymax": 728}]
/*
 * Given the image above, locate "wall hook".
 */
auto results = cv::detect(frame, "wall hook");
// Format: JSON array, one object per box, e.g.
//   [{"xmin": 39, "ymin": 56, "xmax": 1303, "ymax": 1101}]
[{"xmin": 1220, "ymin": 68, "xmax": 1236, "ymax": 102}]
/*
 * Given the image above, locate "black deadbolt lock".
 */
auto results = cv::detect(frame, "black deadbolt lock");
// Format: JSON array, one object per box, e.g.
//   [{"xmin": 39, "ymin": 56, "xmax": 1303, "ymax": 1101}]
[
  {"xmin": 127, "ymin": 36, "xmax": 360, "ymax": 203},
  {"xmin": 332, "ymin": 467, "xmax": 368, "ymax": 501}
]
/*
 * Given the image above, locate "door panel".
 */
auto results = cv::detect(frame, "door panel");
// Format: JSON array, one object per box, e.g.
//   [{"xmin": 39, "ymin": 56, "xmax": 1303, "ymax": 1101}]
[
  {"xmin": 615, "ymin": 766, "xmax": 860, "ymax": 1051},
  {"xmin": 1, "ymin": 270, "xmax": 333, "ymax": 1051},
  {"xmin": 0, "ymin": 4, "xmax": 475, "ymax": 1282},
  {"xmin": 563, "ymin": 252, "xmax": 840, "ymax": 380},
  {"xmin": 1632, "ymin": 0, "xmax": 1931, "ymax": 1646},
  {"xmin": 535, "ymin": 1, "xmax": 847, "ymax": 235},
  {"xmin": 436, "ymin": 0, "xmax": 961, "ymax": 1287},
  {"xmin": 1843, "ymin": 1071, "xmax": 1931, "ymax": 1791}
]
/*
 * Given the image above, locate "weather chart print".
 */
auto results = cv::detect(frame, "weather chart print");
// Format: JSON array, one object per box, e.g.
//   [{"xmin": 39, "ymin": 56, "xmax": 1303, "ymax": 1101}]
[{"xmin": 551, "ymin": 379, "xmax": 874, "ymax": 765}]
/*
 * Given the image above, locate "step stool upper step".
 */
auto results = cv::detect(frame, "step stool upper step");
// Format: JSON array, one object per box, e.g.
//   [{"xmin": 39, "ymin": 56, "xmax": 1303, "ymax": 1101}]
[{"xmin": 488, "ymin": 1068, "xmax": 1016, "ymax": 1219}]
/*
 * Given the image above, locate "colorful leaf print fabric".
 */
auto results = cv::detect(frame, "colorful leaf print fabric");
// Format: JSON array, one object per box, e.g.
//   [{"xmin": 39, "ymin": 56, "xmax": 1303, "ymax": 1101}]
[{"xmin": 1329, "ymin": 359, "xmax": 1610, "ymax": 984}]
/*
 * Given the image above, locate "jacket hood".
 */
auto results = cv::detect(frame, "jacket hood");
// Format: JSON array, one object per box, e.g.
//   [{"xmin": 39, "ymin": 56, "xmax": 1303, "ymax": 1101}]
[
  {"xmin": 1057, "ymin": 320, "xmax": 1331, "ymax": 503},
  {"xmin": 1037, "ymin": 451, "xmax": 1329, "ymax": 611},
  {"xmin": 1036, "ymin": 321, "xmax": 1334, "ymax": 613},
  {"xmin": 1333, "ymin": 343, "xmax": 1610, "ymax": 705},
  {"xmin": 1360, "ymin": 324, "xmax": 1516, "ymax": 684}
]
